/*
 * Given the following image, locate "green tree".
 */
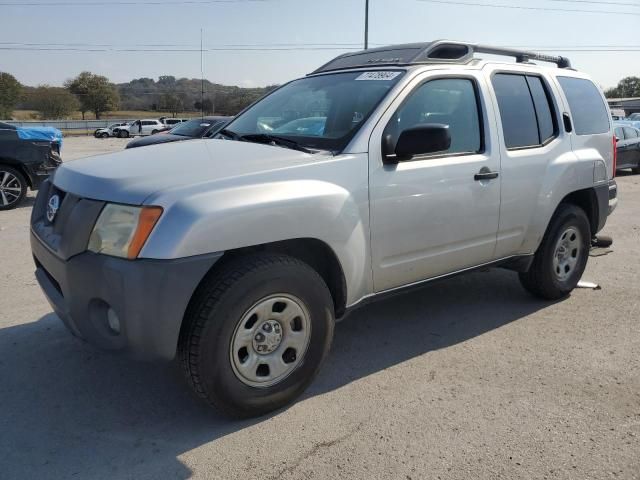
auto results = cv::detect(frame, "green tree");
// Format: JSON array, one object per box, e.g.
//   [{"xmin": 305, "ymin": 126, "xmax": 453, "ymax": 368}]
[
  {"xmin": 65, "ymin": 71, "xmax": 119, "ymax": 119},
  {"xmin": 31, "ymin": 85, "xmax": 79, "ymax": 119},
  {"xmin": 194, "ymin": 98, "xmax": 214, "ymax": 114},
  {"xmin": 606, "ymin": 76, "xmax": 640, "ymax": 98},
  {"xmin": 160, "ymin": 93, "xmax": 184, "ymax": 116},
  {"xmin": 0, "ymin": 72, "xmax": 23, "ymax": 119}
]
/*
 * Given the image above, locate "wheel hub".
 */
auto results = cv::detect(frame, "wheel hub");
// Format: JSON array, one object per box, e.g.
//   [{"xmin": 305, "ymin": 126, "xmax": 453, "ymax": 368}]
[
  {"xmin": 230, "ymin": 294, "xmax": 312, "ymax": 388},
  {"xmin": 553, "ymin": 227, "xmax": 582, "ymax": 281},
  {"xmin": 252, "ymin": 320, "xmax": 283, "ymax": 354}
]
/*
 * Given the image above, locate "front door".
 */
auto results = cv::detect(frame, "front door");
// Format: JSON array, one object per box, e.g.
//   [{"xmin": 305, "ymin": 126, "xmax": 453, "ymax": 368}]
[{"xmin": 368, "ymin": 73, "xmax": 501, "ymax": 292}]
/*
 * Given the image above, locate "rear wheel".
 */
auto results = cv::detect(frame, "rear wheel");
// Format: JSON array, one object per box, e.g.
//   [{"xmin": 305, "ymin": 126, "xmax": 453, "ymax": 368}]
[
  {"xmin": 0, "ymin": 166, "xmax": 27, "ymax": 211},
  {"xmin": 100, "ymin": 132, "xmax": 109, "ymax": 139},
  {"xmin": 151, "ymin": 129, "xmax": 159, "ymax": 135},
  {"xmin": 179, "ymin": 254, "xmax": 335, "ymax": 418},
  {"xmin": 519, "ymin": 204, "xmax": 591, "ymax": 300}
]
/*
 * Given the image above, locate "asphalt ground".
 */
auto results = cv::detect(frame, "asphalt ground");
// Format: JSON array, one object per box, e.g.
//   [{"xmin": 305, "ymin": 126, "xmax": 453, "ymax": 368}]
[{"xmin": 0, "ymin": 136, "xmax": 638, "ymax": 479}]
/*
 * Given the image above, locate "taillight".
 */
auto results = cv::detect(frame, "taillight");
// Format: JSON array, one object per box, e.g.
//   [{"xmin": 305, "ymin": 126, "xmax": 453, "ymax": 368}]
[{"xmin": 612, "ymin": 135, "xmax": 617, "ymax": 178}]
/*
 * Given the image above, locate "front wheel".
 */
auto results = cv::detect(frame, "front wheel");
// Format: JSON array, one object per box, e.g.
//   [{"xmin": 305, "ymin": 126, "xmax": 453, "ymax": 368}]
[
  {"xmin": 179, "ymin": 254, "xmax": 335, "ymax": 418},
  {"xmin": 117, "ymin": 130, "xmax": 129, "ymax": 138},
  {"xmin": 100, "ymin": 132, "xmax": 109, "ymax": 139},
  {"xmin": 519, "ymin": 204, "xmax": 591, "ymax": 300},
  {"xmin": 0, "ymin": 165, "xmax": 27, "ymax": 211}
]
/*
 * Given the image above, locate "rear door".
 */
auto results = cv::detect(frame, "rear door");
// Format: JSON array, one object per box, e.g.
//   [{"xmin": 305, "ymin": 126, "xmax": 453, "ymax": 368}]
[{"xmin": 486, "ymin": 67, "xmax": 571, "ymax": 257}]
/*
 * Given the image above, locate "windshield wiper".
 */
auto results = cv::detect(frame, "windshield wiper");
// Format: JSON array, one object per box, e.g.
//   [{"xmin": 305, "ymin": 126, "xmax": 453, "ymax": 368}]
[
  {"xmin": 217, "ymin": 128, "xmax": 241, "ymax": 140},
  {"xmin": 238, "ymin": 133, "xmax": 314, "ymax": 154}
]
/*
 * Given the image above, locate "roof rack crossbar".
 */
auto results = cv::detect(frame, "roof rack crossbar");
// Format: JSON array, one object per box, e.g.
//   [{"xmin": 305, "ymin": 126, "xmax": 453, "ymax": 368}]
[
  {"xmin": 472, "ymin": 44, "xmax": 572, "ymax": 69},
  {"xmin": 309, "ymin": 40, "xmax": 572, "ymax": 75}
]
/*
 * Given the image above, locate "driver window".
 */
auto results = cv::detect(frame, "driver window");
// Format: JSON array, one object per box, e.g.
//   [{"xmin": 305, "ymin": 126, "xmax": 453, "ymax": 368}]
[{"xmin": 385, "ymin": 78, "xmax": 482, "ymax": 156}]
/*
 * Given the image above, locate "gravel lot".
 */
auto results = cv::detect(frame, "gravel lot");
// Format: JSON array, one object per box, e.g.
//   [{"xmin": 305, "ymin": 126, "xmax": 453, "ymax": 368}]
[{"xmin": 0, "ymin": 137, "xmax": 638, "ymax": 479}]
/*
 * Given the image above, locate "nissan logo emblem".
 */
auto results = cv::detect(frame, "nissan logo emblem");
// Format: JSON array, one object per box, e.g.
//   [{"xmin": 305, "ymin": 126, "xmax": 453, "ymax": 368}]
[{"xmin": 46, "ymin": 194, "xmax": 60, "ymax": 222}]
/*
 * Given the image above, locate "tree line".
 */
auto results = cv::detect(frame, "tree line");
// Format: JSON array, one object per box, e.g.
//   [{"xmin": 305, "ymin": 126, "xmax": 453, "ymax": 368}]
[{"xmin": 0, "ymin": 71, "xmax": 278, "ymax": 120}]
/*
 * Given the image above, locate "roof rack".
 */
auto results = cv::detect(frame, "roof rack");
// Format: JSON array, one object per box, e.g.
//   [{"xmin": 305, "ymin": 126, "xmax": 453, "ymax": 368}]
[{"xmin": 310, "ymin": 40, "xmax": 572, "ymax": 74}]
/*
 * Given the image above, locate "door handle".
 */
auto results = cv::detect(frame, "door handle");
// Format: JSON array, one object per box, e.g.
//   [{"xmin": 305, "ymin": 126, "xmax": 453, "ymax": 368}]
[{"xmin": 474, "ymin": 170, "xmax": 499, "ymax": 181}]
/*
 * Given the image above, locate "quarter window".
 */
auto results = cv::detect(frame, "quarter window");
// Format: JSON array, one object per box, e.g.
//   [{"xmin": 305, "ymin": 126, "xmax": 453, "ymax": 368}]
[
  {"xmin": 492, "ymin": 73, "xmax": 557, "ymax": 149},
  {"xmin": 557, "ymin": 77, "xmax": 610, "ymax": 135},
  {"xmin": 384, "ymin": 78, "xmax": 482, "ymax": 156}
]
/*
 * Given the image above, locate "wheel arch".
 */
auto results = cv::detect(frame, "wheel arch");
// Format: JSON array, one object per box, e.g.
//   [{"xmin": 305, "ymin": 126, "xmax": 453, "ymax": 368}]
[
  {"xmin": 0, "ymin": 159, "xmax": 33, "ymax": 188},
  {"xmin": 558, "ymin": 187, "xmax": 599, "ymax": 236},
  {"xmin": 208, "ymin": 238, "xmax": 348, "ymax": 318}
]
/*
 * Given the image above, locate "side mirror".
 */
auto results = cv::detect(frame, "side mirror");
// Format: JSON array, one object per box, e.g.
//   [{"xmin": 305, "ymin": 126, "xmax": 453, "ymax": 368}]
[{"xmin": 383, "ymin": 124, "xmax": 451, "ymax": 164}]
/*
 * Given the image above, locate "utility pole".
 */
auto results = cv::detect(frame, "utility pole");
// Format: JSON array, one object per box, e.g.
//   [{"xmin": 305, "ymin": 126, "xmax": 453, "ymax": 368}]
[
  {"xmin": 364, "ymin": 0, "xmax": 369, "ymax": 50},
  {"xmin": 200, "ymin": 28, "xmax": 205, "ymax": 118}
]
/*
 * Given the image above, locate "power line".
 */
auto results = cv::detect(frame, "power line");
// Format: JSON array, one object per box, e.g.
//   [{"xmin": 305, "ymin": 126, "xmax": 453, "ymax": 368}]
[
  {"xmin": 0, "ymin": 46, "xmax": 364, "ymax": 52},
  {"xmin": 0, "ymin": 0, "xmax": 267, "ymax": 5},
  {"xmin": 418, "ymin": 0, "xmax": 640, "ymax": 16},
  {"xmin": 549, "ymin": 0, "xmax": 640, "ymax": 7},
  {"xmin": 0, "ymin": 41, "xmax": 365, "ymax": 48}
]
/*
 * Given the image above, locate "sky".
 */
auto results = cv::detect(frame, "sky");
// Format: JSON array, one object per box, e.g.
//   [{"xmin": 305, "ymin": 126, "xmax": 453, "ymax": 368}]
[{"xmin": 0, "ymin": 0, "xmax": 639, "ymax": 90}]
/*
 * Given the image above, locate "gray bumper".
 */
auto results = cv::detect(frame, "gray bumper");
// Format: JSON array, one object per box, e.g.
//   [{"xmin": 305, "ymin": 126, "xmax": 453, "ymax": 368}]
[
  {"xmin": 608, "ymin": 180, "xmax": 618, "ymax": 216},
  {"xmin": 31, "ymin": 230, "xmax": 222, "ymax": 360}
]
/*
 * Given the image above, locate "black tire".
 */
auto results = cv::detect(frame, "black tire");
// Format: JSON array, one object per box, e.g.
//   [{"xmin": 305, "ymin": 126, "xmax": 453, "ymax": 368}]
[
  {"xmin": 100, "ymin": 132, "xmax": 109, "ymax": 139},
  {"xmin": 151, "ymin": 129, "xmax": 159, "ymax": 135},
  {"xmin": 117, "ymin": 130, "xmax": 129, "ymax": 138},
  {"xmin": 179, "ymin": 253, "xmax": 335, "ymax": 418},
  {"xmin": 632, "ymin": 166, "xmax": 640, "ymax": 174},
  {"xmin": 519, "ymin": 204, "xmax": 591, "ymax": 300},
  {"xmin": 0, "ymin": 165, "xmax": 27, "ymax": 211}
]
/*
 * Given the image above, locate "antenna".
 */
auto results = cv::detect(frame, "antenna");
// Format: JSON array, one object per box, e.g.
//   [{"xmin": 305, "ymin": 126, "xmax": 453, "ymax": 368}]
[
  {"xmin": 200, "ymin": 28, "xmax": 205, "ymax": 119},
  {"xmin": 364, "ymin": 0, "xmax": 369, "ymax": 50}
]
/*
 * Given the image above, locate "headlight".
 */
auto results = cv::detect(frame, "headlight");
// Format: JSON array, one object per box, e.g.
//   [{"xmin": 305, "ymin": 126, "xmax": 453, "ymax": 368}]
[{"xmin": 88, "ymin": 204, "xmax": 163, "ymax": 259}]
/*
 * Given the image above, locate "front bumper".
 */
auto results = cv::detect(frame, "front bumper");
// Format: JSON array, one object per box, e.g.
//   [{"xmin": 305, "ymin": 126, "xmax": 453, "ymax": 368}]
[{"xmin": 31, "ymin": 230, "xmax": 223, "ymax": 360}]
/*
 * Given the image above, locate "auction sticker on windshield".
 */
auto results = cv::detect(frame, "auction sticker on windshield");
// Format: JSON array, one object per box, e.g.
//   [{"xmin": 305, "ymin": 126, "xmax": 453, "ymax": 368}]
[{"xmin": 355, "ymin": 71, "xmax": 402, "ymax": 81}]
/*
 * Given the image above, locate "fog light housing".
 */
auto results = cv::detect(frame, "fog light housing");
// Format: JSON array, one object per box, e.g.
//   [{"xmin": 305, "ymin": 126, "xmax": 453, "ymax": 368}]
[{"xmin": 107, "ymin": 308, "xmax": 121, "ymax": 335}]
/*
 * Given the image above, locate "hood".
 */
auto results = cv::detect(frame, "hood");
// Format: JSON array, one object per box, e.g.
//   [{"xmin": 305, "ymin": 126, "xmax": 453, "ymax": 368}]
[
  {"xmin": 125, "ymin": 133, "xmax": 190, "ymax": 149},
  {"xmin": 53, "ymin": 139, "xmax": 318, "ymax": 205}
]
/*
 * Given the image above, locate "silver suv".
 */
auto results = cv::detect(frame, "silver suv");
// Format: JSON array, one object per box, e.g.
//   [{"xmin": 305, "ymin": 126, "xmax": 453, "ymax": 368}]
[{"xmin": 30, "ymin": 41, "xmax": 618, "ymax": 417}]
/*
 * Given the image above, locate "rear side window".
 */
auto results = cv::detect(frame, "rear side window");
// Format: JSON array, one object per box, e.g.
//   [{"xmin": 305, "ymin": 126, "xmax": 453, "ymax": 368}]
[
  {"xmin": 492, "ymin": 73, "xmax": 558, "ymax": 149},
  {"xmin": 557, "ymin": 77, "xmax": 610, "ymax": 135},
  {"xmin": 527, "ymin": 76, "xmax": 555, "ymax": 144}
]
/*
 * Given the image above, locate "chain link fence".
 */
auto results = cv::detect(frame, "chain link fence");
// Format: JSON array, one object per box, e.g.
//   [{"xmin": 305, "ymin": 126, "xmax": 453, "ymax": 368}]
[{"xmin": 2, "ymin": 119, "xmax": 136, "ymax": 135}]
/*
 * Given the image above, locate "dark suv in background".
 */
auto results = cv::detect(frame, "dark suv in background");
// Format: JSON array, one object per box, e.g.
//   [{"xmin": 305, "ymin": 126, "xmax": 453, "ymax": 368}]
[{"xmin": 0, "ymin": 122, "xmax": 62, "ymax": 210}]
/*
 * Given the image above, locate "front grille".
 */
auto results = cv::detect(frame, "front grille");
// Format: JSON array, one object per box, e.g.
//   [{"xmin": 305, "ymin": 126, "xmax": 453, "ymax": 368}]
[{"xmin": 31, "ymin": 181, "xmax": 105, "ymax": 261}]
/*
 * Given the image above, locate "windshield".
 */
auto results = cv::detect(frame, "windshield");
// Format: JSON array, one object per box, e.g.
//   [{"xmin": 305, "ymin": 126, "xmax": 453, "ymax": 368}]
[
  {"xmin": 169, "ymin": 119, "xmax": 214, "ymax": 137},
  {"xmin": 222, "ymin": 70, "xmax": 405, "ymax": 151}
]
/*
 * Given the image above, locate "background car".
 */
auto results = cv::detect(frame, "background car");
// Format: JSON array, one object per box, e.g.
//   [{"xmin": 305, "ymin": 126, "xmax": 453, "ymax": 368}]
[
  {"xmin": 627, "ymin": 113, "xmax": 640, "ymax": 121},
  {"xmin": 0, "ymin": 122, "xmax": 62, "ymax": 210},
  {"xmin": 614, "ymin": 124, "xmax": 640, "ymax": 173},
  {"xmin": 125, "ymin": 116, "xmax": 231, "ymax": 149},
  {"xmin": 162, "ymin": 118, "xmax": 188, "ymax": 128},
  {"xmin": 94, "ymin": 122, "xmax": 128, "ymax": 139},
  {"xmin": 112, "ymin": 119, "xmax": 164, "ymax": 138}
]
